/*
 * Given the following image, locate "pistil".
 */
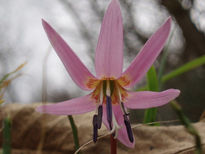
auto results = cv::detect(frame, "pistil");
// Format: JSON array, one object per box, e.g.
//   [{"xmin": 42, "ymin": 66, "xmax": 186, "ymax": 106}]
[
  {"xmin": 106, "ymin": 96, "xmax": 112, "ymax": 129},
  {"xmin": 106, "ymin": 80, "xmax": 113, "ymax": 130},
  {"xmin": 97, "ymin": 84, "xmax": 104, "ymax": 129}
]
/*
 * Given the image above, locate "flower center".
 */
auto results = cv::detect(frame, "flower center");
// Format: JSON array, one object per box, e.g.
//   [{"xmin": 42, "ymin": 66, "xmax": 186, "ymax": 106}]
[
  {"xmin": 91, "ymin": 79, "xmax": 128, "ymax": 105},
  {"xmin": 92, "ymin": 79, "xmax": 133, "ymax": 143}
]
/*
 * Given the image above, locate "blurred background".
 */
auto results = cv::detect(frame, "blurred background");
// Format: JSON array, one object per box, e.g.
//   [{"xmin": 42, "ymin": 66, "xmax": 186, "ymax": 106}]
[{"xmin": 0, "ymin": 0, "xmax": 204, "ymax": 121}]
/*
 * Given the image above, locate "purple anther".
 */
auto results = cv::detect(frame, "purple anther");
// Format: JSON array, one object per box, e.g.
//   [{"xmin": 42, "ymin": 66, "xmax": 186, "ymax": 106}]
[
  {"xmin": 123, "ymin": 114, "xmax": 134, "ymax": 143},
  {"xmin": 121, "ymin": 102, "xmax": 129, "ymax": 115},
  {"xmin": 97, "ymin": 105, "xmax": 103, "ymax": 129},
  {"xmin": 93, "ymin": 114, "xmax": 98, "ymax": 143},
  {"xmin": 106, "ymin": 96, "xmax": 112, "ymax": 130}
]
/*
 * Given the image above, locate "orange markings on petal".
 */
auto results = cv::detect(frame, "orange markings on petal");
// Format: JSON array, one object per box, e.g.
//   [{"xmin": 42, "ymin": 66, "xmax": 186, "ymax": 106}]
[
  {"xmin": 91, "ymin": 83, "xmax": 101, "ymax": 101},
  {"xmin": 120, "ymin": 89, "xmax": 128, "ymax": 102},
  {"xmin": 90, "ymin": 79, "xmax": 129, "ymax": 105},
  {"xmin": 86, "ymin": 78, "xmax": 100, "ymax": 89},
  {"xmin": 111, "ymin": 92, "xmax": 119, "ymax": 105},
  {"xmin": 117, "ymin": 75, "xmax": 131, "ymax": 87}
]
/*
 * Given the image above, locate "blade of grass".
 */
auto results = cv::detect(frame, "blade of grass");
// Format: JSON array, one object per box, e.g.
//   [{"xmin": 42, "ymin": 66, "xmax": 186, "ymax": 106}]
[
  {"xmin": 143, "ymin": 66, "xmax": 160, "ymax": 125},
  {"xmin": 171, "ymin": 101, "xmax": 202, "ymax": 154},
  {"xmin": 162, "ymin": 55, "xmax": 205, "ymax": 83},
  {"xmin": 3, "ymin": 116, "xmax": 11, "ymax": 154},
  {"xmin": 137, "ymin": 55, "xmax": 205, "ymax": 91},
  {"xmin": 0, "ymin": 62, "xmax": 26, "ymax": 85},
  {"xmin": 37, "ymin": 47, "xmax": 51, "ymax": 154},
  {"xmin": 38, "ymin": 47, "xmax": 81, "ymax": 153},
  {"xmin": 158, "ymin": 26, "xmax": 176, "ymax": 88}
]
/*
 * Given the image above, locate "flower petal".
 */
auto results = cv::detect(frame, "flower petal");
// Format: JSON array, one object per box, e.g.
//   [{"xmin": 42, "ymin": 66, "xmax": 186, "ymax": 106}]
[
  {"xmin": 95, "ymin": 0, "xmax": 123, "ymax": 78},
  {"xmin": 36, "ymin": 94, "xmax": 96, "ymax": 115},
  {"xmin": 118, "ymin": 17, "xmax": 171, "ymax": 88},
  {"xmin": 124, "ymin": 89, "xmax": 180, "ymax": 109},
  {"xmin": 42, "ymin": 20, "xmax": 97, "ymax": 90},
  {"xmin": 102, "ymin": 105, "xmax": 135, "ymax": 148}
]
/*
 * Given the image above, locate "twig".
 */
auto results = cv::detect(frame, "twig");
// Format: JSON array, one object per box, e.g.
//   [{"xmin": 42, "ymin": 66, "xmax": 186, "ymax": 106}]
[
  {"xmin": 36, "ymin": 46, "xmax": 51, "ymax": 154},
  {"xmin": 74, "ymin": 119, "xmax": 179, "ymax": 154},
  {"xmin": 171, "ymin": 101, "xmax": 203, "ymax": 154},
  {"xmin": 174, "ymin": 143, "xmax": 205, "ymax": 154}
]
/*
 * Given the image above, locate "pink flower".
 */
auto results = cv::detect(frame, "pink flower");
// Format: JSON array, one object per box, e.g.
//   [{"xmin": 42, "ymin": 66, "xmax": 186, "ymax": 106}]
[{"xmin": 37, "ymin": 0, "xmax": 180, "ymax": 148}]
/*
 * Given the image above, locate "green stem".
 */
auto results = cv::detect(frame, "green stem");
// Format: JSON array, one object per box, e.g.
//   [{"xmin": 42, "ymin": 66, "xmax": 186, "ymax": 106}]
[{"xmin": 68, "ymin": 115, "xmax": 80, "ymax": 153}]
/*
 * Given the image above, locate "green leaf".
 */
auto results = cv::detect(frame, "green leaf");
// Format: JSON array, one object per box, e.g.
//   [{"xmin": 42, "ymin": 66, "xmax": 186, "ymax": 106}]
[
  {"xmin": 143, "ymin": 66, "xmax": 159, "ymax": 125},
  {"xmin": 144, "ymin": 108, "xmax": 159, "ymax": 125},
  {"xmin": 136, "ymin": 86, "xmax": 148, "ymax": 91},
  {"xmin": 146, "ymin": 66, "xmax": 159, "ymax": 92},
  {"xmin": 138, "ymin": 55, "xmax": 205, "ymax": 91},
  {"xmin": 162, "ymin": 55, "xmax": 205, "ymax": 83}
]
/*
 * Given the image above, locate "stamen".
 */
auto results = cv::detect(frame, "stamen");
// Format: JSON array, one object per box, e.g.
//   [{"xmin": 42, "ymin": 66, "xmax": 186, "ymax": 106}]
[
  {"xmin": 99, "ymin": 84, "xmax": 103, "ymax": 104},
  {"xmin": 116, "ymin": 84, "xmax": 128, "ymax": 115},
  {"xmin": 92, "ymin": 114, "xmax": 98, "ymax": 143},
  {"xmin": 116, "ymin": 84, "xmax": 129, "ymax": 115},
  {"xmin": 106, "ymin": 96, "xmax": 112, "ymax": 130},
  {"xmin": 121, "ymin": 102, "xmax": 129, "ymax": 115},
  {"xmin": 123, "ymin": 114, "xmax": 134, "ymax": 143},
  {"xmin": 97, "ymin": 105, "xmax": 103, "ymax": 129}
]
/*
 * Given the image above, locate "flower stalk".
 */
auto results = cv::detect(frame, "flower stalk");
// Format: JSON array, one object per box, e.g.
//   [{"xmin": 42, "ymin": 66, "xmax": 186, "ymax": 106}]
[
  {"xmin": 110, "ymin": 135, "xmax": 117, "ymax": 154},
  {"xmin": 68, "ymin": 116, "xmax": 80, "ymax": 153}
]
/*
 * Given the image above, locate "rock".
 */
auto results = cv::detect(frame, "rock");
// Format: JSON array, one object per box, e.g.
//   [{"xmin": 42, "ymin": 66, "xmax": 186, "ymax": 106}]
[{"xmin": 0, "ymin": 103, "xmax": 204, "ymax": 154}]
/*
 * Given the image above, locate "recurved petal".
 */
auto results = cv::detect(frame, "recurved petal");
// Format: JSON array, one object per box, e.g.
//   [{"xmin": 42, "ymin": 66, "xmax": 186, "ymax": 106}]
[
  {"xmin": 124, "ymin": 89, "xmax": 180, "ymax": 109},
  {"xmin": 118, "ymin": 17, "xmax": 171, "ymax": 88},
  {"xmin": 42, "ymin": 20, "xmax": 97, "ymax": 90},
  {"xmin": 102, "ymin": 105, "xmax": 135, "ymax": 148},
  {"xmin": 36, "ymin": 94, "xmax": 96, "ymax": 115},
  {"xmin": 95, "ymin": 0, "xmax": 123, "ymax": 78}
]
